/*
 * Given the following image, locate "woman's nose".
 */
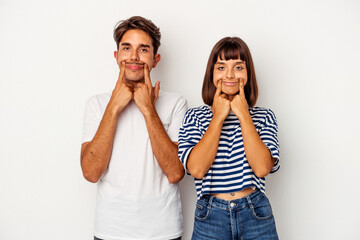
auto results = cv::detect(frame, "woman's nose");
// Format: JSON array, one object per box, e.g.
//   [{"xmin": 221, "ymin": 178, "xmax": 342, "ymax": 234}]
[{"xmin": 226, "ymin": 69, "xmax": 235, "ymax": 79}]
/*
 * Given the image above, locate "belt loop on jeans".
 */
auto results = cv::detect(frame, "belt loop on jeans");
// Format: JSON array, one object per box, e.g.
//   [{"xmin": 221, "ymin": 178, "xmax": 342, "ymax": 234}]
[
  {"xmin": 246, "ymin": 195, "xmax": 254, "ymax": 209},
  {"xmin": 208, "ymin": 195, "xmax": 215, "ymax": 207}
]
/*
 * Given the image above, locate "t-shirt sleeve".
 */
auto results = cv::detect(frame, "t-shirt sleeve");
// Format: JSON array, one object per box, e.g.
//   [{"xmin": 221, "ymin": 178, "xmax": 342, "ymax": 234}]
[
  {"xmin": 259, "ymin": 109, "xmax": 280, "ymax": 173},
  {"xmin": 167, "ymin": 96, "xmax": 188, "ymax": 142},
  {"xmin": 82, "ymin": 96, "xmax": 102, "ymax": 143},
  {"xmin": 178, "ymin": 109, "xmax": 203, "ymax": 175}
]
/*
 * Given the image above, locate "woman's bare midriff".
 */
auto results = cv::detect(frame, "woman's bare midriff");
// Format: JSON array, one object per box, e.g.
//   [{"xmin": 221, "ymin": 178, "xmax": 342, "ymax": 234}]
[{"xmin": 212, "ymin": 187, "xmax": 255, "ymax": 201}]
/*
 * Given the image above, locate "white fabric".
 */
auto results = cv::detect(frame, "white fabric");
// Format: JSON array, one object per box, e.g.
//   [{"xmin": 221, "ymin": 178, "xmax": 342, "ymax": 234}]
[{"xmin": 82, "ymin": 90, "xmax": 187, "ymax": 240}]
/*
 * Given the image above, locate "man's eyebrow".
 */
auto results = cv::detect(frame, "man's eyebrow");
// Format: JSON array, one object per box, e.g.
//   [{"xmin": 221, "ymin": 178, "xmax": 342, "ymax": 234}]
[
  {"xmin": 120, "ymin": 43, "xmax": 150, "ymax": 48},
  {"xmin": 139, "ymin": 44, "xmax": 150, "ymax": 48}
]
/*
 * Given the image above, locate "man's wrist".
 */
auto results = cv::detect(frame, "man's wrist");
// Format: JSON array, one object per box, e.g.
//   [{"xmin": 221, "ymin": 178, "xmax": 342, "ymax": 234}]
[
  {"xmin": 141, "ymin": 105, "xmax": 157, "ymax": 118},
  {"xmin": 107, "ymin": 101, "xmax": 124, "ymax": 117}
]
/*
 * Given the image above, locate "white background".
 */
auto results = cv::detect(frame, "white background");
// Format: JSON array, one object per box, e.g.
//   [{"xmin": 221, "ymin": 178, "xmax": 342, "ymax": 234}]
[{"xmin": 1, "ymin": 0, "xmax": 360, "ymax": 239}]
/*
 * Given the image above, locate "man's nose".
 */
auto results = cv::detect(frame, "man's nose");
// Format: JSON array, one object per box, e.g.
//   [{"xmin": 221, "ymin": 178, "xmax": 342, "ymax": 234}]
[{"xmin": 130, "ymin": 49, "xmax": 139, "ymax": 61}]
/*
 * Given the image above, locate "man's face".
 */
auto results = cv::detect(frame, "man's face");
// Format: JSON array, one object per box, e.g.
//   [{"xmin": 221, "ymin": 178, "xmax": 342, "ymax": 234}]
[{"xmin": 114, "ymin": 29, "xmax": 160, "ymax": 83}]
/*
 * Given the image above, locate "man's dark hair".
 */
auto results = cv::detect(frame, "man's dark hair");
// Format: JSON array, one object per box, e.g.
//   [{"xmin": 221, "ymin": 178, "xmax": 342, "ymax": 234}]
[{"xmin": 113, "ymin": 16, "xmax": 161, "ymax": 55}]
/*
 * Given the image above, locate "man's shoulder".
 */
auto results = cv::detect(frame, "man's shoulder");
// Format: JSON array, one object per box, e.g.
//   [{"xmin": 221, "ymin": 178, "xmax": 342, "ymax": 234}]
[
  {"xmin": 158, "ymin": 90, "xmax": 183, "ymax": 100},
  {"xmin": 85, "ymin": 92, "xmax": 112, "ymax": 107},
  {"xmin": 87, "ymin": 92, "xmax": 112, "ymax": 101},
  {"xmin": 157, "ymin": 90, "xmax": 186, "ymax": 107}
]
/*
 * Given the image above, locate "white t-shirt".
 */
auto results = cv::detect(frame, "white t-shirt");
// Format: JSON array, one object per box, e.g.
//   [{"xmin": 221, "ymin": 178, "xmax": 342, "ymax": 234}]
[{"xmin": 82, "ymin": 90, "xmax": 188, "ymax": 240}]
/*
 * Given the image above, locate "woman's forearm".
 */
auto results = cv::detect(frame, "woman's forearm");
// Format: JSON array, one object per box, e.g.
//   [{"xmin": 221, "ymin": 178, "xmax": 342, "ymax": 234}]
[
  {"xmin": 238, "ymin": 112, "xmax": 274, "ymax": 178},
  {"xmin": 186, "ymin": 116, "xmax": 224, "ymax": 179}
]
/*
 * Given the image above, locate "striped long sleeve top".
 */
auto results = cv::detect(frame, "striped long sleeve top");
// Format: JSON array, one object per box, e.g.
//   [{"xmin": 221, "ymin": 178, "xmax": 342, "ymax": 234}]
[{"xmin": 178, "ymin": 105, "xmax": 280, "ymax": 199}]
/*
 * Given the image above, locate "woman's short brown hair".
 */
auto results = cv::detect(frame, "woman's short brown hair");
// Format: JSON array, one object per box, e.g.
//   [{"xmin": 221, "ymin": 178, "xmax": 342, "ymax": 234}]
[
  {"xmin": 202, "ymin": 37, "xmax": 258, "ymax": 107},
  {"xmin": 113, "ymin": 16, "xmax": 161, "ymax": 55}
]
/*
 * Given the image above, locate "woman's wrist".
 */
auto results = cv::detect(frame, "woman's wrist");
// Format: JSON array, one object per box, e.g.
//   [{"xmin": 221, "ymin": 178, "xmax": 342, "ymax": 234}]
[
  {"xmin": 237, "ymin": 111, "xmax": 252, "ymax": 125},
  {"xmin": 211, "ymin": 115, "xmax": 225, "ymax": 127}
]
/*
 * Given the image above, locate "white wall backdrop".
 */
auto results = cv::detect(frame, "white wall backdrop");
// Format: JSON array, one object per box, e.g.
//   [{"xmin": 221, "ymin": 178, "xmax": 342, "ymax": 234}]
[{"xmin": 1, "ymin": 0, "xmax": 359, "ymax": 239}]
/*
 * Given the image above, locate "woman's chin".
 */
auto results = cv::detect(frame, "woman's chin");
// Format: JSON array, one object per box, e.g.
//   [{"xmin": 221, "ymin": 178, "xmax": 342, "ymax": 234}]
[{"xmin": 222, "ymin": 90, "xmax": 239, "ymax": 97}]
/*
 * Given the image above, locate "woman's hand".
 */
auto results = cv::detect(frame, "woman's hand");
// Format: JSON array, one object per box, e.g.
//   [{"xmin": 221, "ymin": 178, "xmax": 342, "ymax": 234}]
[
  {"xmin": 231, "ymin": 79, "xmax": 249, "ymax": 120},
  {"xmin": 212, "ymin": 80, "xmax": 231, "ymax": 122}
]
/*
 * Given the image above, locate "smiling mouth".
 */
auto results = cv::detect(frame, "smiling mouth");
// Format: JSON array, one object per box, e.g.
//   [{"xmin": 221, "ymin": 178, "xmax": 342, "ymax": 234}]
[
  {"xmin": 125, "ymin": 62, "xmax": 145, "ymax": 70},
  {"xmin": 222, "ymin": 81, "xmax": 238, "ymax": 86}
]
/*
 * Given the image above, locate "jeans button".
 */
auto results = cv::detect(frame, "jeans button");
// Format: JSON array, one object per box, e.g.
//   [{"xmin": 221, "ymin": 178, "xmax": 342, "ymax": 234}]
[{"xmin": 230, "ymin": 202, "xmax": 236, "ymax": 207}]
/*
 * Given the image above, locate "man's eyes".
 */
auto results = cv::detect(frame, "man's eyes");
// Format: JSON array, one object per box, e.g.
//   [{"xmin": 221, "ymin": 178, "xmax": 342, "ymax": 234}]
[{"xmin": 122, "ymin": 47, "xmax": 148, "ymax": 53}]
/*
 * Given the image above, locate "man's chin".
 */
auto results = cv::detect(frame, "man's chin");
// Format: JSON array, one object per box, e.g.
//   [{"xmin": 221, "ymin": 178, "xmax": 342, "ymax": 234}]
[{"xmin": 124, "ymin": 75, "xmax": 145, "ymax": 83}]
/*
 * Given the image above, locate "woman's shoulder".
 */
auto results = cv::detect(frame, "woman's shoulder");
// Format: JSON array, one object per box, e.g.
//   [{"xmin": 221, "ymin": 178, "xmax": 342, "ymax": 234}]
[
  {"xmin": 183, "ymin": 105, "xmax": 212, "ymax": 122},
  {"xmin": 186, "ymin": 105, "xmax": 211, "ymax": 115},
  {"xmin": 249, "ymin": 106, "xmax": 276, "ymax": 116},
  {"xmin": 249, "ymin": 106, "xmax": 278, "ymax": 125}
]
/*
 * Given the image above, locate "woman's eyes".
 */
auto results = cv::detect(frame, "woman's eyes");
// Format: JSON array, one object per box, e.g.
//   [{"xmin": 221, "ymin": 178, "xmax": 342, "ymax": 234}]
[{"xmin": 216, "ymin": 66, "xmax": 243, "ymax": 70}]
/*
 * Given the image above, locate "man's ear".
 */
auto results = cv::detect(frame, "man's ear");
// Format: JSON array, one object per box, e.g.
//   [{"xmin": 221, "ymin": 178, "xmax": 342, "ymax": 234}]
[
  {"xmin": 152, "ymin": 54, "xmax": 161, "ymax": 68},
  {"xmin": 114, "ymin": 51, "xmax": 118, "ymax": 60}
]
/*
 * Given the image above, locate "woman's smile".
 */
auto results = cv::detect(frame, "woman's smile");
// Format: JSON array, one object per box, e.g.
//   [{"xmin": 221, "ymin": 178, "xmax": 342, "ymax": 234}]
[{"xmin": 222, "ymin": 80, "xmax": 238, "ymax": 87}]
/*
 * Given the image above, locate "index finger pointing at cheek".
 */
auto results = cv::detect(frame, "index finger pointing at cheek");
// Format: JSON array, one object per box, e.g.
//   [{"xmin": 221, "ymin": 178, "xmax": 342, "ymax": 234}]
[
  {"xmin": 118, "ymin": 61, "xmax": 125, "ymax": 83},
  {"xmin": 239, "ymin": 78, "xmax": 244, "ymax": 93},
  {"xmin": 144, "ymin": 64, "xmax": 152, "ymax": 87},
  {"xmin": 215, "ymin": 79, "xmax": 222, "ymax": 96}
]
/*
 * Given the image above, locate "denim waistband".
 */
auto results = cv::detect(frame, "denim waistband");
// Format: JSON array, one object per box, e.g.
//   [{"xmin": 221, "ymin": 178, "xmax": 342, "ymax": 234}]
[{"xmin": 200, "ymin": 189, "xmax": 265, "ymax": 211}]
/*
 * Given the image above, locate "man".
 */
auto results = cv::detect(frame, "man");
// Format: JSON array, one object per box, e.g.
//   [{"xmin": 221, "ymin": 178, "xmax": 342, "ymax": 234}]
[{"xmin": 81, "ymin": 16, "xmax": 187, "ymax": 240}]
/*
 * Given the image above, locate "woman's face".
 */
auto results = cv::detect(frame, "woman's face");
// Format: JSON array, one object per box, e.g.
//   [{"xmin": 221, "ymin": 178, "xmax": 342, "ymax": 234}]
[{"xmin": 213, "ymin": 56, "xmax": 247, "ymax": 97}]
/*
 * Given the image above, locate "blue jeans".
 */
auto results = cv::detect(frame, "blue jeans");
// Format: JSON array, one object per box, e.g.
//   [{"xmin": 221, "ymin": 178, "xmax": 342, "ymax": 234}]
[
  {"xmin": 94, "ymin": 236, "xmax": 181, "ymax": 240},
  {"xmin": 192, "ymin": 190, "xmax": 278, "ymax": 240}
]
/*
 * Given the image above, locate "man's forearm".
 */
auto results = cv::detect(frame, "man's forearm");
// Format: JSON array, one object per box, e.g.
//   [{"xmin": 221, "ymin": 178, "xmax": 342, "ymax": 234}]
[
  {"xmin": 81, "ymin": 106, "xmax": 119, "ymax": 183},
  {"xmin": 142, "ymin": 107, "xmax": 185, "ymax": 183}
]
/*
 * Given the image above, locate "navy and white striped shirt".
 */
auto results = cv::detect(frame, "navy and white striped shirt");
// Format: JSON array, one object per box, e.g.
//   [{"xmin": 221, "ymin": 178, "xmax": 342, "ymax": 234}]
[{"xmin": 178, "ymin": 105, "xmax": 280, "ymax": 199}]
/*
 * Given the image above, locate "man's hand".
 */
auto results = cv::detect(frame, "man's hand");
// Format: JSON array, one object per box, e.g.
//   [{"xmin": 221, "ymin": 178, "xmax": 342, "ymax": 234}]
[
  {"xmin": 231, "ymin": 79, "xmax": 249, "ymax": 119},
  {"xmin": 133, "ymin": 64, "xmax": 160, "ymax": 115},
  {"xmin": 212, "ymin": 80, "xmax": 231, "ymax": 122},
  {"xmin": 108, "ymin": 61, "xmax": 134, "ymax": 115}
]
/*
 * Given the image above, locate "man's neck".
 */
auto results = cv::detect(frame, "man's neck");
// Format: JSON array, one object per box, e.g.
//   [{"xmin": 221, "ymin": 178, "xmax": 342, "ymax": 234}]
[{"xmin": 124, "ymin": 79, "xmax": 145, "ymax": 89}]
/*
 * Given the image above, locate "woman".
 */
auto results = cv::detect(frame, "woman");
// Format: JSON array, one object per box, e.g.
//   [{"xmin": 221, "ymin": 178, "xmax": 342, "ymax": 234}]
[{"xmin": 178, "ymin": 37, "xmax": 280, "ymax": 240}]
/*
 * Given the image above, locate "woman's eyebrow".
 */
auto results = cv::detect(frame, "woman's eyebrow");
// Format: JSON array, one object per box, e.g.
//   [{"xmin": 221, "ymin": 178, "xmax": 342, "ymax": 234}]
[{"xmin": 215, "ymin": 61, "xmax": 245, "ymax": 65}]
